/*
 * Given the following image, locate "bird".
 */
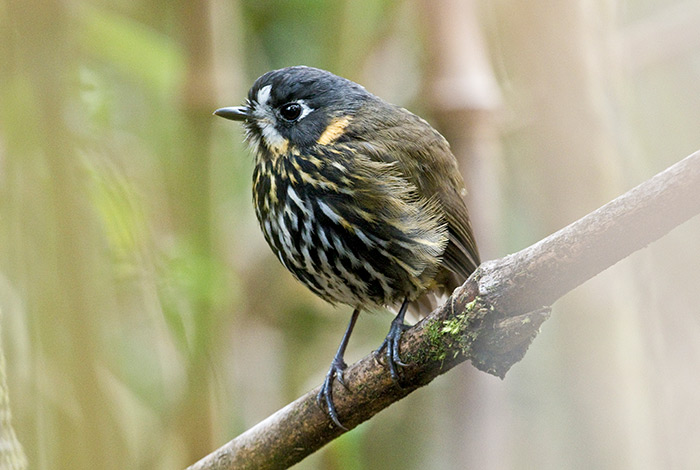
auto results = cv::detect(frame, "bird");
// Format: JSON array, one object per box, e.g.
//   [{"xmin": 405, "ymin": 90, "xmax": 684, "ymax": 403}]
[{"xmin": 214, "ymin": 66, "xmax": 480, "ymax": 428}]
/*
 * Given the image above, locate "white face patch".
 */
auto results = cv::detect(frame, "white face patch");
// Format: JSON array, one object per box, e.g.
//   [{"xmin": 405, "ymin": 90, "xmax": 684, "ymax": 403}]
[{"xmin": 259, "ymin": 119, "xmax": 288, "ymax": 153}]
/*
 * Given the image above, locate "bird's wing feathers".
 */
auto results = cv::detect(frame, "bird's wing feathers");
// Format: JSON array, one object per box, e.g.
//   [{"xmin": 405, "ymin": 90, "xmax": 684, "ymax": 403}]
[{"xmin": 348, "ymin": 104, "xmax": 480, "ymax": 284}]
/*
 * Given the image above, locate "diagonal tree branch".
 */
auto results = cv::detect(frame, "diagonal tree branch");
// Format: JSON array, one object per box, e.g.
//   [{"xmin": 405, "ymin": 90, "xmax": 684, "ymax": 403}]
[{"xmin": 187, "ymin": 150, "xmax": 700, "ymax": 470}]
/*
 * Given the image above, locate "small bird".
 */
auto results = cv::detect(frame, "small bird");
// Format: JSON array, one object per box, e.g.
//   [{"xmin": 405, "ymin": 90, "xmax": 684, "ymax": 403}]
[{"xmin": 215, "ymin": 66, "xmax": 479, "ymax": 428}]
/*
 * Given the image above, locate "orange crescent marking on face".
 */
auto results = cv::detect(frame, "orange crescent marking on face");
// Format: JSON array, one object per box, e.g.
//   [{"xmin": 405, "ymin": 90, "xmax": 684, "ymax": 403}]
[{"xmin": 317, "ymin": 116, "xmax": 352, "ymax": 146}]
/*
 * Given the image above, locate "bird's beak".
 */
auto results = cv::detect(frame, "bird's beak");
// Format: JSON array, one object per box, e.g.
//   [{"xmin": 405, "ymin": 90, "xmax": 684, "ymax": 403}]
[{"xmin": 213, "ymin": 106, "xmax": 251, "ymax": 121}]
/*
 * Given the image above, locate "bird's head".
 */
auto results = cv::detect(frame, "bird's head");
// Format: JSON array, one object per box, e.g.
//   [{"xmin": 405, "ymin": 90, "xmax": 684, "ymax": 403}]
[{"xmin": 215, "ymin": 66, "xmax": 370, "ymax": 157}]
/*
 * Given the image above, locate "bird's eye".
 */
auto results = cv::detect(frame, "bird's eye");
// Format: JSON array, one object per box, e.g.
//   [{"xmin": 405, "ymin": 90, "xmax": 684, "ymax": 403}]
[{"xmin": 279, "ymin": 102, "xmax": 302, "ymax": 121}]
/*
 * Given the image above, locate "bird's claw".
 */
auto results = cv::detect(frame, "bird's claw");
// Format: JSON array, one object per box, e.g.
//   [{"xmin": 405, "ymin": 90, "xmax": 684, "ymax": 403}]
[
  {"xmin": 317, "ymin": 358, "xmax": 349, "ymax": 430},
  {"xmin": 374, "ymin": 318, "xmax": 411, "ymax": 383}
]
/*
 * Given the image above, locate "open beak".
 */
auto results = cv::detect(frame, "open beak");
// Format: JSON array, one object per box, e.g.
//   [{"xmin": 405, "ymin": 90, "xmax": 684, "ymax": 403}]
[{"xmin": 213, "ymin": 106, "xmax": 251, "ymax": 121}]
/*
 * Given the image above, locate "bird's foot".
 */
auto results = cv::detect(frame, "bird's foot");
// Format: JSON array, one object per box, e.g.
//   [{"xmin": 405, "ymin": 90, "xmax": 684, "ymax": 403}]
[
  {"xmin": 374, "ymin": 315, "xmax": 411, "ymax": 383},
  {"xmin": 317, "ymin": 356, "xmax": 349, "ymax": 430}
]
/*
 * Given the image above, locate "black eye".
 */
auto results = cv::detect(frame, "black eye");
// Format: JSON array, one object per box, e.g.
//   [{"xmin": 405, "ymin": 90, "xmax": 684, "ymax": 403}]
[{"xmin": 279, "ymin": 102, "xmax": 302, "ymax": 121}]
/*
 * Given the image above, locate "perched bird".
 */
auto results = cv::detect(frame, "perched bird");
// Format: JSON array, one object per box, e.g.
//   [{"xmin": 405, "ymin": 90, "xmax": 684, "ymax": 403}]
[{"xmin": 215, "ymin": 66, "xmax": 480, "ymax": 428}]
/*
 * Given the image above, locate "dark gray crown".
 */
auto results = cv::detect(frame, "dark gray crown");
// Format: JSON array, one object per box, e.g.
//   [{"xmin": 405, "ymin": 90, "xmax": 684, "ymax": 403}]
[{"xmin": 248, "ymin": 66, "xmax": 369, "ymax": 111}]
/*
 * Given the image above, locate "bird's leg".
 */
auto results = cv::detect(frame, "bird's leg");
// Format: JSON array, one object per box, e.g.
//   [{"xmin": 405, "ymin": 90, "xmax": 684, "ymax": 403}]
[
  {"xmin": 317, "ymin": 308, "xmax": 361, "ymax": 429},
  {"xmin": 375, "ymin": 298, "xmax": 411, "ymax": 383}
]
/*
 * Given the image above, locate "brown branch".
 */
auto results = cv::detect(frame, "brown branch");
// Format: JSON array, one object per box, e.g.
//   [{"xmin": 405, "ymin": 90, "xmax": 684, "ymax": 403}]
[{"xmin": 187, "ymin": 150, "xmax": 700, "ymax": 470}]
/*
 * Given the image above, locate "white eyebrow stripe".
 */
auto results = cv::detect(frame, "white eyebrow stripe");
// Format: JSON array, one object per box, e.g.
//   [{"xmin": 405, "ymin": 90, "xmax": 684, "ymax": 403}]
[{"xmin": 257, "ymin": 85, "xmax": 272, "ymax": 106}]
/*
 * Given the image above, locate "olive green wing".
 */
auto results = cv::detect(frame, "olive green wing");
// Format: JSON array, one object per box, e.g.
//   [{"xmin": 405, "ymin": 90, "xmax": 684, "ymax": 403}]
[{"xmin": 348, "ymin": 102, "xmax": 480, "ymax": 284}]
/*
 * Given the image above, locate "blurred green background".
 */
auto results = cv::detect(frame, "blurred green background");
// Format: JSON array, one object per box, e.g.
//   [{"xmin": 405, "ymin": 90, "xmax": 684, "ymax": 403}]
[{"xmin": 2, "ymin": 0, "xmax": 700, "ymax": 469}]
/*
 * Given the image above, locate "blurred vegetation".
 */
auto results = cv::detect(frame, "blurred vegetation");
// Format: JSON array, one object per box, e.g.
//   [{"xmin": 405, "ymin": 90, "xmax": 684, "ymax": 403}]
[{"xmin": 1, "ymin": 0, "xmax": 700, "ymax": 469}]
